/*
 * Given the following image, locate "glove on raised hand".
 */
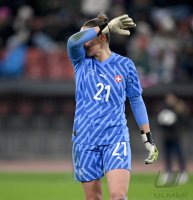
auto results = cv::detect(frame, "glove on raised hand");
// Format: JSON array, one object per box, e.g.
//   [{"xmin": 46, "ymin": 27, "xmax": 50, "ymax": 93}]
[{"xmin": 100, "ymin": 14, "xmax": 136, "ymax": 36}]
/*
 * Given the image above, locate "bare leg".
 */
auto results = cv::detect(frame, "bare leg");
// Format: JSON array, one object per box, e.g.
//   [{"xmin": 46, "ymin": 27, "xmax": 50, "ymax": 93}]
[
  {"xmin": 106, "ymin": 169, "xmax": 130, "ymax": 200},
  {"xmin": 81, "ymin": 179, "xmax": 103, "ymax": 200}
]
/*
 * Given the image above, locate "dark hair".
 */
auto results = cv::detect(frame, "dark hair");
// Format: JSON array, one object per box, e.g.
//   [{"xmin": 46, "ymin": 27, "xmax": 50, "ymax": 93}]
[{"xmin": 82, "ymin": 14, "xmax": 110, "ymax": 42}]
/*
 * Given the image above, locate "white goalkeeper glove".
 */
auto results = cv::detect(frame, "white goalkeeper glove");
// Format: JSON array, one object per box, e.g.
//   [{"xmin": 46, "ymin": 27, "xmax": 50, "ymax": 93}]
[
  {"xmin": 141, "ymin": 131, "xmax": 159, "ymax": 164},
  {"xmin": 100, "ymin": 14, "xmax": 136, "ymax": 36}
]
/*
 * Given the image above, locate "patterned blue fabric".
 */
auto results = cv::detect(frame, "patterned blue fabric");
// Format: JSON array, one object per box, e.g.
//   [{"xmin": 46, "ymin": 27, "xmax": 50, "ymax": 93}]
[
  {"xmin": 67, "ymin": 28, "xmax": 142, "ymax": 145},
  {"xmin": 69, "ymin": 52, "xmax": 142, "ymax": 145},
  {"xmin": 67, "ymin": 28, "xmax": 143, "ymax": 181},
  {"xmin": 72, "ymin": 141, "xmax": 131, "ymax": 182}
]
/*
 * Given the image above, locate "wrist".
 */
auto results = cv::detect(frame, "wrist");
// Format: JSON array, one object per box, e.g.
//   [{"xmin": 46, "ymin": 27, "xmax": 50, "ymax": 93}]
[{"xmin": 141, "ymin": 131, "xmax": 154, "ymax": 145}]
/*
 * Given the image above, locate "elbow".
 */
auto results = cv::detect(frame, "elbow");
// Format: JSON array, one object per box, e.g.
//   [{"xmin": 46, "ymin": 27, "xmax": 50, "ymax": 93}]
[
  {"xmin": 129, "ymin": 95, "xmax": 143, "ymax": 104},
  {"xmin": 67, "ymin": 36, "xmax": 76, "ymax": 49},
  {"xmin": 67, "ymin": 34, "xmax": 82, "ymax": 49}
]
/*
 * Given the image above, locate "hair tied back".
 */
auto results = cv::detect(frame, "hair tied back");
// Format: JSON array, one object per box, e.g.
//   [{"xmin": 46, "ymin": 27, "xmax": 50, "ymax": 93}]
[{"xmin": 98, "ymin": 14, "xmax": 108, "ymax": 24}]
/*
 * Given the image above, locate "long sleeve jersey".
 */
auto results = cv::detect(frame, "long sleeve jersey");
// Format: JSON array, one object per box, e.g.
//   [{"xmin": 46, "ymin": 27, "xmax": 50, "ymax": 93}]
[{"xmin": 67, "ymin": 28, "xmax": 148, "ymax": 145}]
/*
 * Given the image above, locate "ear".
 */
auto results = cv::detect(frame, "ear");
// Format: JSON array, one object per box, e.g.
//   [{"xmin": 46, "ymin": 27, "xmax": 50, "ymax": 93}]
[{"xmin": 98, "ymin": 34, "xmax": 107, "ymax": 41}]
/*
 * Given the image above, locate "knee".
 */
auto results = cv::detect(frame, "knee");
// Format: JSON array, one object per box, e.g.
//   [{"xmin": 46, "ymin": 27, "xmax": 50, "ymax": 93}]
[
  {"xmin": 110, "ymin": 196, "xmax": 127, "ymax": 200},
  {"xmin": 109, "ymin": 191, "xmax": 128, "ymax": 200},
  {"xmin": 85, "ymin": 192, "xmax": 102, "ymax": 200}
]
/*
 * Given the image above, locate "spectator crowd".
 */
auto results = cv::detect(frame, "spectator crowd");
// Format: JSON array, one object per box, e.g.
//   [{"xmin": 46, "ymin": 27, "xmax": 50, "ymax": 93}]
[{"xmin": 0, "ymin": 0, "xmax": 192, "ymax": 87}]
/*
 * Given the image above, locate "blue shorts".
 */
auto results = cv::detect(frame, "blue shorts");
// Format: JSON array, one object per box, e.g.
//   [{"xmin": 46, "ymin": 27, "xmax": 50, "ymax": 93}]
[{"xmin": 72, "ymin": 141, "xmax": 131, "ymax": 182}]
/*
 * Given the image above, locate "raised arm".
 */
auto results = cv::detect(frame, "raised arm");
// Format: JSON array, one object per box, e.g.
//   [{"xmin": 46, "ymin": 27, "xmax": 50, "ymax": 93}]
[
  {"xmin": 67, "ymin": 28, "xmax": 99, "ymax": 63},
  {"xmin": 67, "ymin": 14, "xmax": 136, "ymax": 64}
]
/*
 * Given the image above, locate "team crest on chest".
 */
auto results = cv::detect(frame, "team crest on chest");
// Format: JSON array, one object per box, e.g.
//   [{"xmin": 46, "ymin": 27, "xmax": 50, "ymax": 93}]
[{"xmin": 115, "ymin": 75, "xmax": 122, "ymax": 82}]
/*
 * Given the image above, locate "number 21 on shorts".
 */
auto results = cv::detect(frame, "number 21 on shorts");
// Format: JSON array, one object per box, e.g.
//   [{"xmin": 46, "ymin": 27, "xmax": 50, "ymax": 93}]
[{"xmin": 112, "ymin": 142, "xmax": 127, "ymax": 157}]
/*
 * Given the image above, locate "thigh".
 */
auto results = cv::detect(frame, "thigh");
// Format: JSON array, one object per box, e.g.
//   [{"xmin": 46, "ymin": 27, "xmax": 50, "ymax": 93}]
[
  {"xmin": 102, "ymin": 141, "xmax": 131, "ymax": 198},
  {"xmin": 82, "ymin": 179, "xmax": 103, "ymax": 200},
  {"xmin": 72, "ymin": 143, "xmax": 104, "ymax": 182},
  {"xmin": 106, "ymin": 169, "xmax": 130, "ymax": 199}
]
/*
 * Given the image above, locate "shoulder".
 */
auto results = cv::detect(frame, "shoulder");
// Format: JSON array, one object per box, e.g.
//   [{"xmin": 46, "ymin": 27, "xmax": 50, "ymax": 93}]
[
  {"xmin": 113, "ymin": 53, "xmax": 136, "ymax": 72},
  {"xmin": 114, "ymin": 53, "xmax": 134, "ymax": 65}
]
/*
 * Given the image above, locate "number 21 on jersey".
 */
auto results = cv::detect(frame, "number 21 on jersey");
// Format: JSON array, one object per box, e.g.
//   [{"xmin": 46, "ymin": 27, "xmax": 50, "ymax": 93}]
[{"xmin": 93, "ymin": 82, "xmax": 111, "ymax": 102}]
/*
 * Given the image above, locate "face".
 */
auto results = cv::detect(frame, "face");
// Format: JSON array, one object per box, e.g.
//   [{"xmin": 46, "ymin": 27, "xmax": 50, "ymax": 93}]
[{"xmin": 81, "ymin": 26, "xmax": 102, "ymax": 57}]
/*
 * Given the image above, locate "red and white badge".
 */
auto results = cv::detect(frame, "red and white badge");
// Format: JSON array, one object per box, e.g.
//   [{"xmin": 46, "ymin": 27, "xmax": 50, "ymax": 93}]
[{"xmin": 115, "ymin": 75, "xmax": 122, "ymax": 82}]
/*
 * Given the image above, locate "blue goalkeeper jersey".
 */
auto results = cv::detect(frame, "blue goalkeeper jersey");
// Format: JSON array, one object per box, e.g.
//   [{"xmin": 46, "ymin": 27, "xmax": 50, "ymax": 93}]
[{"xmin": 67, "ymin": 28, "xmax": 142, "ymax": 145}]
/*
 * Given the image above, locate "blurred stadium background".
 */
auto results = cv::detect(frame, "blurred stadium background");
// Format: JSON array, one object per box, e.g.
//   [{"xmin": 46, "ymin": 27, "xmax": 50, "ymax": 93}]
[{"xmin": 0, "ymin": 0, "xmax": 193, "ymax": 199}]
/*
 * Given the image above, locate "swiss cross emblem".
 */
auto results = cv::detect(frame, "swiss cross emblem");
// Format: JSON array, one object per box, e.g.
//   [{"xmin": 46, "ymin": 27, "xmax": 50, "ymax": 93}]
[{"xmin": 115, "ymin": 75, "xmax": 122, "ymax": 82}]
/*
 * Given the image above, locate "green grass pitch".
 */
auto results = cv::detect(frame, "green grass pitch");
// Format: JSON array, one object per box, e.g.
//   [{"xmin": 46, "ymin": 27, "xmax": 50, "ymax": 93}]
[{"xmin": 0, "ymin": 172, "xmax": 192, "ymax": 200}]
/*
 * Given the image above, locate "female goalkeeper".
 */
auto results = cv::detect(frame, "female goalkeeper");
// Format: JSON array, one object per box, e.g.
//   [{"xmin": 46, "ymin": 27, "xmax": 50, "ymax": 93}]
[{"xmin": 67, "ymin": 13, "xmax": 158, "ymax": 200}]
